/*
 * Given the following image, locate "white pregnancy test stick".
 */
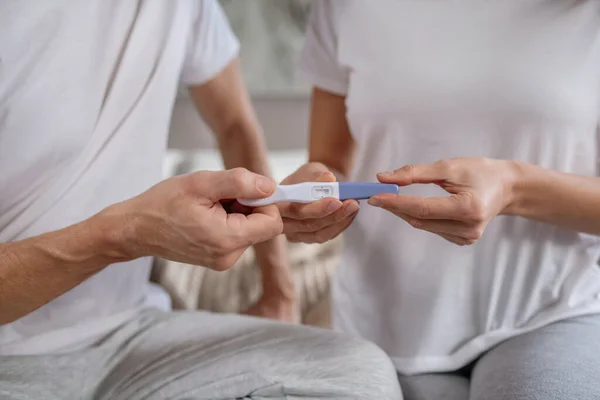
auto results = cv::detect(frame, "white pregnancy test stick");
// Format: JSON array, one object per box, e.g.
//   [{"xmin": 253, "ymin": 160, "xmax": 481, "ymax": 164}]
[{"xmin": 237, "ymin": 182, "xmax": 399, "ymax": 207}]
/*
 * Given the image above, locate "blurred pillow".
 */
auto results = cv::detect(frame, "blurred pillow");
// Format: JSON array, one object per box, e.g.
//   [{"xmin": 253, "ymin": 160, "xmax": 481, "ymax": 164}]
[{"xmin": 152, "ymin": 237, "xmax": 341, "ymax": 327}]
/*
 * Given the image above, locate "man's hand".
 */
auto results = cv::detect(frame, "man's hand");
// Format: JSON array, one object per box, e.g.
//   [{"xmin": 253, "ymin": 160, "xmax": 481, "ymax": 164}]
[
  {"xmin": 368, "ymin": 158, "xmax": 518, "ymax": 246},
  {"xmin": 278, "ymin": 162, "xmax": 359, "ymax": 244},
  {"xmin": 108, "ymin": 168, "xmax": 283, "ymax": 271}
]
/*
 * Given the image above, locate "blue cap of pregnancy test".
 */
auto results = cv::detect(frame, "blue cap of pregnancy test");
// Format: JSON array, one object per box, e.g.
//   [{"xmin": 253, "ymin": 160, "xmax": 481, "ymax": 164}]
[{"xmin": 338, "ymin": 182, "xmax": 399, "ymax": 201}]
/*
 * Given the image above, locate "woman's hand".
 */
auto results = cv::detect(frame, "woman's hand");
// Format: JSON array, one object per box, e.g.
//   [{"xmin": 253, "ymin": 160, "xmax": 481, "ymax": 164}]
[
  {"xmin": 278, "ymin": 162, "xmax": 359, "ymax": 244},
  {"xmin": 368, "ymin": 158, "xmax": 519, "ymax": 245},
  {"xmin": 242, "ymin": 291, "xmax": 301, "ymax": 324}
]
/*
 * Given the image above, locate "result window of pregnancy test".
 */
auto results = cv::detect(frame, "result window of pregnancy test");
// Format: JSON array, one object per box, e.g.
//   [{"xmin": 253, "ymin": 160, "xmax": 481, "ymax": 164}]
[{"xmin": 312, "ymin": 186, "xmax": 332, "ymax": 199}]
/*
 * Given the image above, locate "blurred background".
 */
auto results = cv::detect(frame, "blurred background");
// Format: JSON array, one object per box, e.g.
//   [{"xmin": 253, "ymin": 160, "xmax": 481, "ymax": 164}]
[
  {"xmin": 168, "ymin": 0, "xmax": 311, "ymax": 154},
  {"xmin": 156, "ymin": 0, "xmax": 337, "ymax": 328}
]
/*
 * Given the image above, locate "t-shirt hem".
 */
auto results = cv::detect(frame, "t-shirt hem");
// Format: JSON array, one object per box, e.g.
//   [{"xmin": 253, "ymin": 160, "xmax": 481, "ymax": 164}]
[
  {"xmin": 390, "ymin": 305, "xmax": 600, "ymax": 375},
  {"xmin": 296, "ymin": 67, "xmax": 348, "ymax": 96},
  {"xmin": 0, "ymin": 305, "xmax": 148, "ymax": 356},
  {"xmin": 179, "ymin": 40, "xmax": 240, "ymax": 86}
]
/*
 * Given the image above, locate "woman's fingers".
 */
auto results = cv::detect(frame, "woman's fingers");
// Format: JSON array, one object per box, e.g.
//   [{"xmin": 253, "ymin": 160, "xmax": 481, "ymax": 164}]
[
  {"xmin": 391, "ymin": 211, "xmax": 483, "ymax": 245},
  {"xmin": 369, "ymin": 192, "xmax": 483, "ymax": 223},
  {"xmin": 283, "ymin": 200, "xmax": 359, "ymax": 234},
  {"xmin": 376, "ymin": 160, "xmax": 455, "ymax": 186},
  {"xmin": 439, "ymin": 233, "xmax": 473, "ymax": 246},
  {"xmin": 287, "ymin": 210, "xmax": 358, "ymax": 244}
]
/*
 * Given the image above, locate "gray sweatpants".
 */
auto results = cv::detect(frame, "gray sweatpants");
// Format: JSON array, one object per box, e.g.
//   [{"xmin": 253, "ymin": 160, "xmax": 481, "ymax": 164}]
[
  {"xmin": 0, "ymin": 310, "xmax": 401, "ymax": 400},
  {"xmin": 399, "ymin": 314, "xmax": 600, "ymax": 400}
]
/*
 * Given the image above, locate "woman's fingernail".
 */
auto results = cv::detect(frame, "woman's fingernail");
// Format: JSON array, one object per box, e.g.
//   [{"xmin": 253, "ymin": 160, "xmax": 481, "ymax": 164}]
[
  {"xmin": 345, "ymin": 202, "xmax": 360, "ymax": 215},
  {"xmin": 377, "ymin": 172, "xmax": 393, "ymax": 177},
  {"xmin": 327, "ymin": 201, "xmax": 341, "ymax": 212},
  {"xmin": 368, "ymin": 198, "xmax": 381, "ymax": 207},
  {"xmin": 318, "ymin": 171, "xmax": 335, "ymax": 182}
]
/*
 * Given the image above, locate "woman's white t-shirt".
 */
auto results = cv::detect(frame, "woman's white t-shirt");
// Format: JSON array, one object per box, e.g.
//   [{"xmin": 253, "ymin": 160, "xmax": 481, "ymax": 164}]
[{"xmin": 298, "ymin": 0, "xmax": 600, "ymax": 374}]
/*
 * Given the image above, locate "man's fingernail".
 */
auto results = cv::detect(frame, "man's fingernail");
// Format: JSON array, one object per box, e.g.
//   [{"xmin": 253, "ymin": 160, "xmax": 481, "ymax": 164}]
[
  {"xmin": 327, "ymin": 201, "xmax": 341, "ymax": 212},
  {"xmin": 377, "ymin": 172, "xmax": 393, "ymax": 177},
  {"xmin": 345, "ymin": 202, "xmax": 359, "ymax": 215},
  {"xmin": 257, "ymin": 177, "xmax": 274, "ymax": 194},
  {"xmin": 368, "ymin": 198, "xmax": 381, "ymax": 207}
]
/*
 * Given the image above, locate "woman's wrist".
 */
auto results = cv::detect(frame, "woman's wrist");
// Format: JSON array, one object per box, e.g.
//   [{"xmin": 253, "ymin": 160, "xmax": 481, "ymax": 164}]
[
  {"xmin": 501, "ymin": 160, "xmax": 557, "ymax": 220},
  {"xmin": 254, "ymin": 236, "xmax": 297, "ymax": 300}
]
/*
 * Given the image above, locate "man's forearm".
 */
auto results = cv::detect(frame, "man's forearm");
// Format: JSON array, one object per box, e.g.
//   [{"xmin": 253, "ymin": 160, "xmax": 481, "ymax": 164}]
[
  {"xmin": 505, "ymin": 161, "xmax": 600, "ymax": 235},
  {"xmin": 0, "ymin": 211, "xmax": 128, "ymax": 325}
]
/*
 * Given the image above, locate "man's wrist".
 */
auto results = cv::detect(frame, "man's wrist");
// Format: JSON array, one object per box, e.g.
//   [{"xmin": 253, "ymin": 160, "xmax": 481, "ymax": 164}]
[
  {"xmin": 92, "ymin": 204, "xmax": 140, "ymax": 263},
  {"xmin": 25, "ymin": 207, "xmax": 133, "ymax": 277}
]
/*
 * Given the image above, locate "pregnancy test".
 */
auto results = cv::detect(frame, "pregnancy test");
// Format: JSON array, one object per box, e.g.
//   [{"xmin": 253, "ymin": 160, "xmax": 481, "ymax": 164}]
[{"xmin": 237, "ymin": 182, "xmax": 399, "ymax": 207}]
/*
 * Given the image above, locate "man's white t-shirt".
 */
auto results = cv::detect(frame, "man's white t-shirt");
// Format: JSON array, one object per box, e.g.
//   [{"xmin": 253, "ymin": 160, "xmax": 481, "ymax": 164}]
[
  {"xmin": 0, "ymin": 0, "xmax": 239, "ymax": 355},
  {"xmin": 299, "ymin": 0, "xmax": 600, "ymax": 374}
]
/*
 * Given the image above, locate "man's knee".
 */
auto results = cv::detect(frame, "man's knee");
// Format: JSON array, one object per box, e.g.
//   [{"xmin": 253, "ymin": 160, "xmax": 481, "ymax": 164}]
[{"xmin": 280, "ymin": 326, "xmax": 402, "ymax": 399}]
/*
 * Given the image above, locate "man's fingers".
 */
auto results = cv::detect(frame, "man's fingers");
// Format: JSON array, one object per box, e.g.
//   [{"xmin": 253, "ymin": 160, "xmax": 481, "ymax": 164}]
[
  {"xmin": 227, "ymin": 204, "xmax": 284, "ymax": 246},
  {"xmin": 376, "ymin": 160, "xmax": 454, "ymax": 186},
  {"xmin": 368, "ymin": 193, "xmax": 468, "ymax": 220},
  {"xmin": 190, "ymin": 168, "xmax": 276, "ymax": 201},
  {"xmin": 211, "ymin": 248, "xmax": 247, "ymax": 271}
]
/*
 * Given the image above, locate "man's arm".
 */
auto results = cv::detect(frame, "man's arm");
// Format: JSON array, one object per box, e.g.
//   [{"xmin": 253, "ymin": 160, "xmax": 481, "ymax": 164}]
[
  {"xmin": 188, "ymin": 59, "xmax": 297, "ymax": 320},
  {"xmin": 0, "ymin": 212, "xmax": 127, "ymax": 325},
  {"xmin": 0, "ymin": 169, "xmax": 282, "ymax": 325}
]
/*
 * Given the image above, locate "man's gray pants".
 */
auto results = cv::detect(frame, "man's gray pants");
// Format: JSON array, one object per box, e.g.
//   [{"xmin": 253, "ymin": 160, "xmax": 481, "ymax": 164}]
[
  {"xmin": 0, "ymin": 310, "xmax": 402, "ymax": 399},
  {"xmin": 4, "ymin": 311, "xmax": 599, "ymax": 399}
]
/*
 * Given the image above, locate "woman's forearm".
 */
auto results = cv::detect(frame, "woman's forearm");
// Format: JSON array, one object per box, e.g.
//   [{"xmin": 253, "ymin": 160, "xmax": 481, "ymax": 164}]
[
  {"xmin": 308, "ymin": 88, "xmax": 356, "ymax": 179},
  {"xmin": 188, "ymin": 59, "xmax": 293, "ymax": 299},
  {"xmin": 505, "ymin": 161, "xmax": 600, "ymax": 235}
]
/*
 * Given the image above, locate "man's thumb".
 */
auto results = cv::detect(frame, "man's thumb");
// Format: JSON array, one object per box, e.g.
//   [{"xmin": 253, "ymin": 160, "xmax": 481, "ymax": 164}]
[{"xmin": 195, "ymin": 168, "xmax": 275, "ymax": 201}]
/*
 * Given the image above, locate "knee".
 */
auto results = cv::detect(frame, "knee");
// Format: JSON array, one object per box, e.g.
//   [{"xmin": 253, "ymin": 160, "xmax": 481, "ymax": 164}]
[{"xmin": 299, "ymin": 328, "xmax": 403, "ymax": 399}]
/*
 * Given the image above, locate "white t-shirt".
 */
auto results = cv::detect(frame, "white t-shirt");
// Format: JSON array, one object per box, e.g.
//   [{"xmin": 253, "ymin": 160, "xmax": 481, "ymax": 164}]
[
  {"xmin": 299, "ymin": 0, "xmax": 600, "ymax": 375},
  {"xmin": 0, "ymin": 0, "xmax": 239, "ymax": 355}
]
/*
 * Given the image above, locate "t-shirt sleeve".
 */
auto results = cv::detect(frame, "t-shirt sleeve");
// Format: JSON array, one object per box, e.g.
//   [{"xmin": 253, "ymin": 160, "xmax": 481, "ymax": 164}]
[
  {"xmin": 180, "ymin": 0, "xmax": 240, "ymax": 86},
  {"xmin": 297, "ymin": 0, "xmax": 349, "ymax": 96}
]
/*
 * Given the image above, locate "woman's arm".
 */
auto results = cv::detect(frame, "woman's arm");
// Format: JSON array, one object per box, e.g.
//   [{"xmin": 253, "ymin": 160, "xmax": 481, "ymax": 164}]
[
  {"xmin": 188, "ymin": 58, "xmax": 297, "ymax": 321},
  {"xmin": 369, "ymin": 157, "xmax": 600, "ymax": 246},
  {"xmin": 308, "ymin": 87, "xmax": 356, "ymax": 179},
  {"xmin": 506, "ymin": 161, "xmax": 600, "ymax": 236},
  {"xmin": 277, "ymin": 87, "xmax": 358, "ymax": 245}
]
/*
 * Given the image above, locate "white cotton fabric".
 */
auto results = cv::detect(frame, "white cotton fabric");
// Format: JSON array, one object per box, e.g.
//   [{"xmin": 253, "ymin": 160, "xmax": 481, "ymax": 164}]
[
  {"xmin": 0, "ymin": 0, "xmax": 239, "ymax": 355},
  {"xmin": 298, "ymin": 0, "xmax": 600, "ymax": 374}
]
